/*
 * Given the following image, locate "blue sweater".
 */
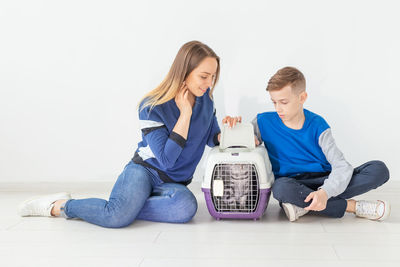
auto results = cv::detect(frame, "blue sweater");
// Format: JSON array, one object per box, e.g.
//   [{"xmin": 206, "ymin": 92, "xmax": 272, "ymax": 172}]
[
  {"xmin": 132, "ymin": 89, "xmax": 220, "ymax": 184},
  {"xmin": 257, "ymin": 109, "xmax": 332, "ymax": 178}
]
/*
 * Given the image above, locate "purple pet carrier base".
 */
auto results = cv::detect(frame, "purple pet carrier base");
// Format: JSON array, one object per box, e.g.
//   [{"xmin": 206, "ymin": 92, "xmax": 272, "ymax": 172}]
[{"xmin": 201, "ymin": 188, "xmax": 272, "ymax": 220}]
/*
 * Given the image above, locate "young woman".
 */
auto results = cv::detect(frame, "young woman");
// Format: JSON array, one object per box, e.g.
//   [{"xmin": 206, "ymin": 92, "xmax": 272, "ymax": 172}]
[{"xmin": 18, "ymin": 41, "xmax": 222, "ymax": 228}]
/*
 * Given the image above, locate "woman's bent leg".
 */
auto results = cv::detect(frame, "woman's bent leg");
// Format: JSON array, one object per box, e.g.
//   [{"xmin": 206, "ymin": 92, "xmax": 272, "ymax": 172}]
[
  {"xmin": 136, "ymin": 183, "xmax": 198, "ymax": 223},
  {"xmin": 62, "ymin": 162, "xmax": 153, "ymax": 228}
]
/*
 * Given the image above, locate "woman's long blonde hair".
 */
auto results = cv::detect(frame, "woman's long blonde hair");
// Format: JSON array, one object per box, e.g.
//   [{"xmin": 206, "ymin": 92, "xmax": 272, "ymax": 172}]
[{"xmin": 139, "ymin": 41, "xmax": 220, "ymax": 110}]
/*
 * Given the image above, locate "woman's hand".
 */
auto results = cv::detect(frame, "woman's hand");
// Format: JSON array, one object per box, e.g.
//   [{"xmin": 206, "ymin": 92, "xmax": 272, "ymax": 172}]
[
  {"xmin": 222, "ymin": 116, "xmax": 242, "ymax": 128},
  {"xmin": 175, "ymin": 82, "xmax": 192, "ymax": 117},
  {"xmin": 172, "ymin": 82, "xmax": 193, "ymax": 140}
]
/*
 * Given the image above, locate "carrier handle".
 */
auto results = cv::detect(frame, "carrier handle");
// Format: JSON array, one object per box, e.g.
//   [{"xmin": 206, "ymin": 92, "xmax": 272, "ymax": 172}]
[{"xmin": 219, "ymin": 122, "xmax": 255, "ymax": 150}]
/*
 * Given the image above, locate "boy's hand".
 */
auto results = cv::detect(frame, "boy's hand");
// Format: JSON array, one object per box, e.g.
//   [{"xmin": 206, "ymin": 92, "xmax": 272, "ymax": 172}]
[
  {"xmin": 254, "ymin": 136, "xmax": 260, "ymax": 146},
  {"xmin": 304, "ymin": 189, "xmax": 328, "ymax": 211},
  {"xmin": 222, "ymin": 116, "xmax": 242, "ymax": 128}
]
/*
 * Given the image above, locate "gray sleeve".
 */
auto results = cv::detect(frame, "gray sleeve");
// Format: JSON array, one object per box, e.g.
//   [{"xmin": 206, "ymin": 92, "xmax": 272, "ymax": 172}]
[
  {"xmin": 251, "ymin": 116, "xmax": 263, "ymax": 145},
  {"xmin": 318, "ymin": 128, "xmax": 353, "ymax": 199}
]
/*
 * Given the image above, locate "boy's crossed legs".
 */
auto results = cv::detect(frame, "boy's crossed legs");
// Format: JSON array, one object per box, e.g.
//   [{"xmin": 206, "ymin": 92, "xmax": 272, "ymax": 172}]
[{"xmin": 272, "ymin": 160, "xmax": 390, "ymax": 221}]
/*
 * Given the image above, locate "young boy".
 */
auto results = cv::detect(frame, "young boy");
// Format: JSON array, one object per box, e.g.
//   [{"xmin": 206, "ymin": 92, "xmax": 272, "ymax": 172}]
[{"xmin": 224, "ymin": 66, "xmax": 390, "ymax": 222}]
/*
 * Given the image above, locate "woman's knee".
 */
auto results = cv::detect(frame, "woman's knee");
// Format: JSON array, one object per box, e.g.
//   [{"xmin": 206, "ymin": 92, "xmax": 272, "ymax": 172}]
[{"xmin": 170, "ymin": 187, "xmax": 198, "ymax": 223}]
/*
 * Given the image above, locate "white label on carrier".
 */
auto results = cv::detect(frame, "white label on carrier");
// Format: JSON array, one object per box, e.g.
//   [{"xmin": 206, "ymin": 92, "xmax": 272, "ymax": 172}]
[{"xmin": 213, "ymin": 180, "xmax": 224, "ymax": 196}]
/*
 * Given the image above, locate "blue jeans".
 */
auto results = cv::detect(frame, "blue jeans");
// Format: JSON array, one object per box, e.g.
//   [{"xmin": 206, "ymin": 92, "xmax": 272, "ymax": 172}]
[
  {"xmin": 272, "ymin": 160, "xmax": 390, "ymax": 218},
  {"xmin": 61, "ymin": 161, "xmax": 198, "ymax": 228}
]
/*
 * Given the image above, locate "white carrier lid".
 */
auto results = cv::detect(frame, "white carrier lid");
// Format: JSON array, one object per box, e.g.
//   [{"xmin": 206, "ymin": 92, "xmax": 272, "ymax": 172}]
[{"xmin": 219, "ymin": 123, "xmax": 255, "ymax": 150}]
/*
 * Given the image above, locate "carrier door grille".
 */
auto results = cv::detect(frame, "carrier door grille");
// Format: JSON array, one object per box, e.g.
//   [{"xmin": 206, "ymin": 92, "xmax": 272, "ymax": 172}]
[{"xmin": 211, "ymin": 163, "xmax": 259, "ymax": 213}]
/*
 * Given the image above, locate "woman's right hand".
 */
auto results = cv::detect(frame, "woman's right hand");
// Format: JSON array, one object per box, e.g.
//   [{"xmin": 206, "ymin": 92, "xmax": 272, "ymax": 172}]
[
  {"xmin": 175, "ymin": 82, "xmax": 192, "ymax": 117},
  {"xmin": 222, "ymin": 115, "xmax": 242, "ymax": 128}
]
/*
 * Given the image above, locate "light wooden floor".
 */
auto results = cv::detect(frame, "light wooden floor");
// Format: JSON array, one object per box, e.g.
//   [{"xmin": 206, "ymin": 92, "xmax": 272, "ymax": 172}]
[{"xmin": 1, "ymin": 180, "xmax": 399, "ymax": 267}]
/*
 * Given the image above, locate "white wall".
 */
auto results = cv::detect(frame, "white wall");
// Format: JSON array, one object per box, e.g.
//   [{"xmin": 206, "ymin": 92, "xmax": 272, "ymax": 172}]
[{"xmin": 1, "ymin": 0, "xmax": 399, "ymax": 183}]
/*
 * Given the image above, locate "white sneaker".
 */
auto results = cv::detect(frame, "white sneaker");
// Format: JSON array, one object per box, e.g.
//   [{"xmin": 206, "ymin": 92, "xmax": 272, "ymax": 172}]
[
  {"xmin": 281, "ymin": 202, "xmax": 309, "ymax": 222},
  {"xmin": 355, "ymin": 200, "xmax": 390, "ymax": 221},
  {"xmin": 18, "ymin": 192, "xmax": 71, "ymax": 217}
]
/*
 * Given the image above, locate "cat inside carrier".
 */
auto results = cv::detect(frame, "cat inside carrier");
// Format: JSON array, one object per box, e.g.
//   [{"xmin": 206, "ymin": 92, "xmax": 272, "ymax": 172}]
[{"xmin": 201, "ymin": 122, "xmax": 275, "ymax": 220}]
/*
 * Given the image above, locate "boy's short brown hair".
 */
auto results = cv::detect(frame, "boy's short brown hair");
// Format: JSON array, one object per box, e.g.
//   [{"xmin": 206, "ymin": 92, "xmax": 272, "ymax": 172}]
[{"xmin": 266, "ymin": 67, "xmax": 306, "ymax": 94}]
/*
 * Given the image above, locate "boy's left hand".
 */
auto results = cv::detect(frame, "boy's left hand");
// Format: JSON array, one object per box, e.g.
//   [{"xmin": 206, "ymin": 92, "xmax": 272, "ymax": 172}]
[{"xmin": 304, "ymin": 189, "xmax": 328, "ymax": 211}]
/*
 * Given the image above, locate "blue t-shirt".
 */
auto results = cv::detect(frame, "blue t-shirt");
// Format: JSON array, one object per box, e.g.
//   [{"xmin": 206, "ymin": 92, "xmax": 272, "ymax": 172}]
[
  {"xmin": 133, "ymin": 89, "xmax": 220, "ymax": 184},
  {"xmin": 257, "ymin": 109, "xmax": 331, "ymax": 178}
]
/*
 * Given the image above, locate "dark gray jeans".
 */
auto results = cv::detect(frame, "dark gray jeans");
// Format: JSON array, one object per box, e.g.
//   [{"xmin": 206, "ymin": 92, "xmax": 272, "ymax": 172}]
[{"xmin": 272, "ymin": 160, "xmax": 390, "ymax": 218}]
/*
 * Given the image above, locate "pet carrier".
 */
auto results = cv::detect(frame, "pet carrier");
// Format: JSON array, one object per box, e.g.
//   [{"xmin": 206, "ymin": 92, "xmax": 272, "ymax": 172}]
[{"xmin": 202, "ymin": 122, "xmax": 274, "ymax": 220}]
